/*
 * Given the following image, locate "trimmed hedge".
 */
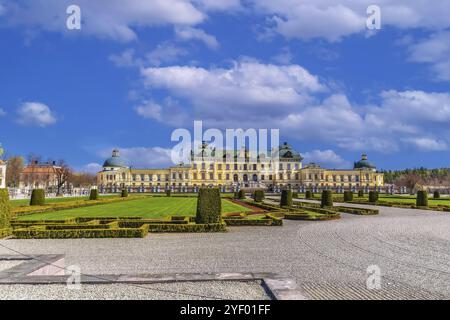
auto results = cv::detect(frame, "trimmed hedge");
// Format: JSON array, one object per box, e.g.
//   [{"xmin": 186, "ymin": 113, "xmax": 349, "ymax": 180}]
[
  {"xmin": 280, "ymin": 190, "xmax": 293, "ymax": 208},
  {"xmin": 368, "ymin": 191, "xmax": 379, "ymax": 203},
  {"xmin": 166, "ymin": 189, "xmax": 172, "ymax": 197},
  {"xmin": 13, "ymin": 225, "xmax": 149, "ymax": 239},
  {"xmin": 196, "ymin": 188, "xmax": 222, "ymax": 224},
  {"xmin": 343, "ymin": 191, "xmax": 354, "ymax": 202},
  {"xmin": 0, "ymin": 228, "xmax": 11, "ymax": 238},
  {"xmin": 30, "ymin": 189, "xmax": 45, "ymax": 206},
  {"xmin": 358, "ymin": 190, "xmax": 364, "ymax": 198},
  {"xmin": 121, "ymin": 189, "xmax": 128, "ymax": 198},
  {"xmin": 336, "ymin": 206, "xmax": 379, "ymax": 215},
  {"xmin": 416, "ymin": 191, "xmax": 429, "ymax": 207},
  {"xmin": 285, "ymin": 211, "xmax": 340, "ymax": 221},
  {"xmin": 238, "ymin": 190, "xmax": 246, "ymax": 199},
  {"xmin": 292, "ymin": 192, "xmax": 298, "ymax": 199},
  {"xmin": 89, "ymin": 189, "xmax": 99, "ymax": 201},
  {"xmin": 305, "ymin": 190, "xmax": 313, "ymax": 199},
  {"xmin": 0, "ymin": 189, "xmax": 12, "ymax": 231},
  {"xmin": 433, "ymin": 191, "xmax": 440, "ymax": 199},
  {"xmin": 147, "ymin": 222, "xmax": 226, "ymax": 233},
  {"xmin": 253, "ymin": 190, "xmax": 265, "ymax": 203},
  {"xmin": 321, "ymin": 190, "xmax": 333, "ymax": 208}
]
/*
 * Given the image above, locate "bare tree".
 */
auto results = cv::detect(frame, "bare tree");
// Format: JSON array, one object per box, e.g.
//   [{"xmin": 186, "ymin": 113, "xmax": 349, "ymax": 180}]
[
  {"xmin": 5, "ymin": 156, "xmax": 24, "ymax": 188},
  {"xmin": 69, "ymin": 172, "xmax": 96, "ymax": 188},
  {"xmin": 394, "ymin": 173, "xmax": 423, "ymax": 190},
  {"xmin": 54, "ymin": 160, "xmax": 73, "ymax": 196}
]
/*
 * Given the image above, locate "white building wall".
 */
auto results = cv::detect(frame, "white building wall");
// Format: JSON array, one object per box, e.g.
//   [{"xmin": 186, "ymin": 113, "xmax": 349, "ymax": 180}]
[{"xmin": 0, "ymin": 163, "xmax": 6, "ymax": 188}]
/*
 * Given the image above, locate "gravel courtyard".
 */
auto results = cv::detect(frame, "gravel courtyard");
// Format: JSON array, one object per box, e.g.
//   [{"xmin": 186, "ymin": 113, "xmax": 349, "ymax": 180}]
[{"xmin": 1, "ymin": 203, "xmax": 449, "ymax": 299}]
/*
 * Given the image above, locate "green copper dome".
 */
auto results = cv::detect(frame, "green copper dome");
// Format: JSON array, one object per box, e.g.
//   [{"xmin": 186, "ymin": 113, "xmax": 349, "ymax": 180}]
[
  {"xmin": 103, "ymin": 149, "xmax": 127, "ymax": 168},
  {"xmin": 354, "ymin": 154, "xmax": 376, "ymax": 170},
  {"xmin": 277, "ymin": 142, "xmax": 303, "ymax": 160}
]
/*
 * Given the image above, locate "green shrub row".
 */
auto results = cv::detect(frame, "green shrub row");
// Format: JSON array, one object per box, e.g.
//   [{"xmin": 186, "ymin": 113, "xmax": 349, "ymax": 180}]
[
  {"xmin": 0, "ymin": 228, "xmax": 11, "ymax": 238},
  {"xmin": 147, "ymin": 222, "xmax": 227, "ymax": 233},
  {"xmin": 13, "ymin": 225, "xmax": 149, "ymax": 239},
  {"xmin": 335, "ymin": 206, "xmax": 379, "ymax": 215},
  {"xmin": 284, "ymin": 211, "xmax": 340, "ymax": 221},
  {"xmin": 0, "ymin": 188, "xmax": 12, "ymax": 230}
]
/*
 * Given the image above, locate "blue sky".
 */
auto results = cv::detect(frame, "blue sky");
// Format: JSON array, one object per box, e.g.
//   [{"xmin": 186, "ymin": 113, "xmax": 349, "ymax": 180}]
[{"xmin": 0, "ymin": 0, "xmax": 450, "ymax": 172}]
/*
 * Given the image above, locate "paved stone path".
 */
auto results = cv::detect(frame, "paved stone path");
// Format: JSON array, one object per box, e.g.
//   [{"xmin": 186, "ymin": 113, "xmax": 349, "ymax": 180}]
[{"xmin": 1, "ymin": 201, "xmax": 449, "ymax": 299}]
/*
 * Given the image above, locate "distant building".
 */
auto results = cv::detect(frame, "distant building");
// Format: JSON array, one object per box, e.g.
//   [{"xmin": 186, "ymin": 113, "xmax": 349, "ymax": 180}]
[
  {"xmin": 19, "ymin": 161, "xmax": 62, "ymax": 191},
  {"xmin": 0, "ymin": 160, "xmax": 6, "ymax": 189},
  {"xmin": 97, "ymin": 144, "xmax": 384, "ymax": 191},
  {"xmin": 300, "ymin": 154, "xmax": 384, "ymax": 188}
]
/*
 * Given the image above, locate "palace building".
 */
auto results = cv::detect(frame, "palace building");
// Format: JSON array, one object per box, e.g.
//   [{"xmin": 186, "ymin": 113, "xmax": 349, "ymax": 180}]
[{"xmin": 97, "ymin": 143, "xmax": 384, "ymax": 191}]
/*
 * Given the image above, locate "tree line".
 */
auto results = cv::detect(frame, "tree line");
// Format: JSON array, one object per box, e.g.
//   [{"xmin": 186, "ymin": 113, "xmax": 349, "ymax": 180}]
[{"xmin": 381, "ymin": 168, "xmax": 450, "ymax": 189}]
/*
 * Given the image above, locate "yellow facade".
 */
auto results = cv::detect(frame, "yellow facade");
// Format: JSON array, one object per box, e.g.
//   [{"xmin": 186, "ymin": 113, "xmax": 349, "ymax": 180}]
[{"xmin": 97, "ymin": 146, "xmax": 384, "ymax": 190}]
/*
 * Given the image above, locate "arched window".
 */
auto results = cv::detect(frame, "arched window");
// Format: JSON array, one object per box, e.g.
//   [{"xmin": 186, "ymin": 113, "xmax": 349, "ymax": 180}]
[{"xmin": 252, "ymin": 174, "xmax": 258, "ymax": 182}]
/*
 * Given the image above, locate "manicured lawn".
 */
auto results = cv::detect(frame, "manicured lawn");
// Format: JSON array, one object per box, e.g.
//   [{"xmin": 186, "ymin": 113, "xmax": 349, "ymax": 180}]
[
  {"xmin": 10, "ymin": 195, "xmax": 119, "ymax": 207},
  {"xmin": 17, "ymin": 197, "xmax": 252, "ymax": 220}
]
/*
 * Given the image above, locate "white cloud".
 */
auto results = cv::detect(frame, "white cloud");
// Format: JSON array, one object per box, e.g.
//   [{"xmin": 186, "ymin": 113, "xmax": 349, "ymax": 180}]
[
  {"xmin": 303, "ymin": 149, "xmax": 351, "ymax": 169},
  {"xmin": 253, "ymin": 1, "xmax": 450, "ymax": 42},
  {"xmin": 81, "ymin": 162, "xmax": 103, "ymax": 174},
  {"xmin": 408, "ymin": 32, "xmax": 450, "ymax": 81},
  {"xmin": 403, "ymin": 138, "xmax": 448, "ymax": 151},
  {"xmin": 140, "ymin": 60, "xmax": 325, "ymax": 123},
  {"xmin": 175, "ymin": 26, "xmax": 219, "ymax": 49},
  {"xmin": 146, "ymin": 43, "xmax": 188, "ymax": 66},
  {"xmin": 99, "ymin": 146, "xmax": 174, "ymax": 168},
  {"xmin": 193, "ymin": 0, "xmax": 242, "ymax": 11},
  {"xmin": 17, "ymin": 102, "xmax": 57, "ymax": 127},
  {"xmin": 139, "ymin": 58, "xmax": 450, "ymax": 153},
  {"xmin": 1, "ymin": 0, "xmax": 206, "ymax": 42},
  {"xmin": 135, "ymin": 98, "xmax": 188, "ymax": 127},
  {"xmin": 109, "ymin": 49, "xmax": 141, "ymax": 68}
]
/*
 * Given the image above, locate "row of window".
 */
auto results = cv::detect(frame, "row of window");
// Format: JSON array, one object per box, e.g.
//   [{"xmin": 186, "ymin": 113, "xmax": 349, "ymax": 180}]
[
  {"xmin": 306, "ymin": 173, "xmax": 372, "ymax": 182},
  {"xmin": 192, "ymin": 163, "xmax": 300, "ymax": 171}
]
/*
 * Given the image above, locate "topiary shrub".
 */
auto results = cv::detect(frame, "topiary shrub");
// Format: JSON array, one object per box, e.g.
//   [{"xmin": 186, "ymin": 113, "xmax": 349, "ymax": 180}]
[
  {"xmin": 416, "ymin": 190, "xmax": 429, "ymax": 207},
  {"xmin": 196, "ymin": 188, "xmax": 222, "ymax": 224},
  {"xmin": 280, "ymin": 190, "xmax": 293, "ymax": 208},
  {"xmin": 0, "ymin": 189, "xmax": 12, "ymax": 230},
  {"xmin": 344, "ymin": 191, "xmax": 354, "ymax": 202},
  {"xmin": 30, "ymin": 189, "xmax": 45, "ymax": 206},
  {"xmin": 292, "ymin": 192, "xmax": 298, "ymax": 199},
  {"xmin": 89, "ymin": 189, "xmax": 99, "ymax": 201},
  {"xmin": 321, "ymin": 190, "xmax": 333, "ymax": 208},
  {"xmin": 238, "ymin": 189, "xmax": 246, "ymax": 199},
  {"xmin": 358, "ymin": 190, "xmax": 364, "ymax": 198},
  {"xmin": 368, "ymin": 191, "xmax": 379, "ymax": 203},
  {"xmin": 233, "ymin": 192, "xmax": 239, "ymax": 199},
  {"xmin": 166, "ymin": 189, "xmax": 172, "ymax": 197},
  {"xmin": 433, "ymin": 191, "xmax": 440, "ymax": 199},
  {"xmin": 305, "ymin": 190, "xmax": 313, "ymax": 199},
  {"xmin": 253, "ymin": 190, "xmax": 265, "ymax": 203},
  {"xmin": 121, "ymin": 189, "xmax": 128, "ymax": 198}
]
